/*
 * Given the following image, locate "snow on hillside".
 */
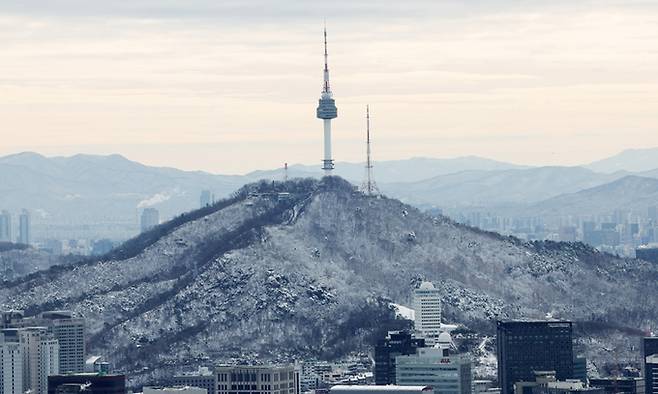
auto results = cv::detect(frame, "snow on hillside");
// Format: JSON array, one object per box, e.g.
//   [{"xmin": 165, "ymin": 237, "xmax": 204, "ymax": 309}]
[{"xmin": 0, "ymin": 177, "xmax": 656, "ymax": 386}]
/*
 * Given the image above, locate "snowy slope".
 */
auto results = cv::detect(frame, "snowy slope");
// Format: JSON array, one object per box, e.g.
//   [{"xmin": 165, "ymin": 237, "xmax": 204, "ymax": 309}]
[{"xmin": 0, "ymin": 177, "xmax": 656, "ymax": 385}]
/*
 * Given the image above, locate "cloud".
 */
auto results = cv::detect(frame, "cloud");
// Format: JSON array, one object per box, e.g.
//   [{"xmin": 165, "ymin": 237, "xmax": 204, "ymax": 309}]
[{"xmin": 2, "ymin": 1, "xmax": 658, "ymax": 172}]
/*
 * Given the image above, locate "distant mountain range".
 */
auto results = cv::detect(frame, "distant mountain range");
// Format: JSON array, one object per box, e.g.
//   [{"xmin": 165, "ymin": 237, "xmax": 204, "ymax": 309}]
[
  {"xmin": 380, "ymin": 166, "xmax": 629, "ymax": 208},
  {"xmin": 248, "ymin": 156, "xmax": 526, "ymax": 183},
  {"xmin": 0, "ymin": 152, "xmax": 244, "ymax": 238},
  {"xmin": 520, "ymin": 175, "xmax": 658, "ymax": 218},
  {"xmin": 1, "ymin": 148, "xmax": 658, "ymax": 240},
  {"xmin": 586, "ymin": 147, "xmax": 658, "ymax": 173}
]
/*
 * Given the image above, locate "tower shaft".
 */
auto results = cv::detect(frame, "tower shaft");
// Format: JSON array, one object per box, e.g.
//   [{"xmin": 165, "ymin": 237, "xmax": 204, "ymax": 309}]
[{"xmin": 323, "ymin": 119, "xmax": 333, "ymax": 174}]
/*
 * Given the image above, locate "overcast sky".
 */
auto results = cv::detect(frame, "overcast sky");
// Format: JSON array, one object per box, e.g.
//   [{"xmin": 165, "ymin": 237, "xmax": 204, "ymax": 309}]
[{"xmin": 1, "ymin": 0, "xmax": 658, "ymax": 174}]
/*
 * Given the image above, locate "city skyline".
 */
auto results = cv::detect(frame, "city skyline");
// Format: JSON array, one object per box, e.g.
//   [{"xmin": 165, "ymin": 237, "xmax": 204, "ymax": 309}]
[{"xmin": 2, "ymin": 1, "xmax": 658, "ymax": 173}]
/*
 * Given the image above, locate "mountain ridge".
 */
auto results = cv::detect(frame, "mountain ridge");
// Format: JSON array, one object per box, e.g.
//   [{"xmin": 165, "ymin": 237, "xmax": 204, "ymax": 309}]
[{"xmin": 1, "ymin": 177, "xmax": 656, "ymax": 386}]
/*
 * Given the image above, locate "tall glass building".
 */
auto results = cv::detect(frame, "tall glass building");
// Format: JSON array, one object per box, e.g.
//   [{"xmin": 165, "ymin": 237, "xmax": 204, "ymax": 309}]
[{"xmin": 496, "ymin": 321, "xmax": 574, "ymax": 394}]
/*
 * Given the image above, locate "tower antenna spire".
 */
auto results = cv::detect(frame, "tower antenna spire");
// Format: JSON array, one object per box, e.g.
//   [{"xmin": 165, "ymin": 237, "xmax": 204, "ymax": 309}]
[
  {"xmin": 316, "ymin": 24, "xmax": 338, "ymax": 175},
  {"xmin": 361, "ymin": 105, "xmax": 380, "ymax": 196}
]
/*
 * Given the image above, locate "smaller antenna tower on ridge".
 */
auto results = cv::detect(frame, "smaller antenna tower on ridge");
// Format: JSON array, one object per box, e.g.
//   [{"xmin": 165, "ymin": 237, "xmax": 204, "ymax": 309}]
[
  {"xmin": 361, "ymin": 105, "xmax": 380, "ymax": 196},
  {"xmin": 284, "ymin": 163, "xmax": 289, "ymax": 182}
]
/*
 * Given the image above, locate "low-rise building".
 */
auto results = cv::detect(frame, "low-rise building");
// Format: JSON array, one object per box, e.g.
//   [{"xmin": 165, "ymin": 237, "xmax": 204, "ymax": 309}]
[
  {"xmin": 173, "ymin": 367, "xmax": 217, "ymax": 394},
  {"xmin": 514, "ymin": 371, "xmax": 602, "ymax": 394},
  {"xmin": 143, "ymin": 386, "xmax": 207, "ymax": 394},
  {"xmin": 589, "ymin": 377, "xmax": 644, "ymax": 394},
  {"xmin": 215, "ymin": 365, "xmax": 299, "ymax": 394},
  {"xmin": 395, "ymin": 333, "xmax": 472, "ymax": 394},
  {"xmin": 330, "ymin": 385, "xmax": 433, "ymax": 394},
  {"xmin": 47, "ymin": 373, "xmax": 126, "ymax": 394}
]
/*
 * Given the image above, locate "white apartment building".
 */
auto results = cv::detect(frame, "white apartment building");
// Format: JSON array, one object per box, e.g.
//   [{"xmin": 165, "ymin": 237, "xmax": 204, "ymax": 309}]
[{"xmin": 413, "ymin": 282, "xmax": 442, "ymax": 344}]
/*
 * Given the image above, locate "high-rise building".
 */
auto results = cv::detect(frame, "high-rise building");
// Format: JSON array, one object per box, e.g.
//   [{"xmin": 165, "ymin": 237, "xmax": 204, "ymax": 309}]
[
  {"xmin": 0, "ymin": 332, "xmax": 24, "ymax": 394},
  {"xmin": 0, "ymin": 211, "xmax": 11, "ymax": 243},
  {"xmin": 496, "ymin": 321, "xmax": 574, "ymax": 394},
  {"xmin": 173, "ymin": 367, "xmax": 217, "ymax": 394},
  {"xmin": 412, "ymin": 282, "xmax": 442, "ymax": 344},
  {"xmin": 200, "ymin": 190, "xmax": 213, "ymax": 208},
  {"xmin": 215, "ymin": 365, "xmax": 299, "ymax": 394},
  {"xmin": 37, "ymin": 312, "xmax": 85, "ymax": 374},
  {"xmin": 47, "ymin": 373, "xmax": 126, "ymax": 394},
  {"xmin": 375, "ymin": 331, "xmax": 426, "ymax": 385},
  {"xmin": 395, "ymin": 333, "xmax": 472, "ymax": 394},
  {"xmin": 18, "ymin": 209, "xmax": 30, "ymax": 245},
  {"xmin": 140, "ymin": 208, "xmax": 160, "ymax": 232},
  {"xmin": 644, "ymin": 337, "xmax": 658, "ymax": 394}
]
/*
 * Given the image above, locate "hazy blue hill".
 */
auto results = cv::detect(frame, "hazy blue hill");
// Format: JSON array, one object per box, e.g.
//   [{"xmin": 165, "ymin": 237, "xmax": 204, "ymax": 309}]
[
  {"xmin": 522, "ymin": 175, "xmax": 658, "ymax": 218},
  {"xmin": 0, "ymin": 153, "xmax": 246, "ymax": 238},
  {"xmin": 247, "ymin": 156, "xmax": 528, "ymax": 183},
  {"xmin": 380, "ymin": 166, "xmax": 626, "ymax": 208},
  {"xmin": 586, "ymin": 147, "xmax": 658, "ymax": 173}
]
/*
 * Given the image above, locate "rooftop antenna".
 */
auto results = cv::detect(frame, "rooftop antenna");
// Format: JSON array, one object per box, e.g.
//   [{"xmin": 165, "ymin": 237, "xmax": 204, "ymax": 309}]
[{"xmin": 361, "ymin": 105, "xmax": 380, "ymax": 196}]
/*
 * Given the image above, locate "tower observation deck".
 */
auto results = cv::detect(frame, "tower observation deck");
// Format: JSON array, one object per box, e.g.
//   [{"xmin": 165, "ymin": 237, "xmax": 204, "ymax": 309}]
[{"xmin": 316, "ymin": 27, "xmax": 338, "ymax": 174}]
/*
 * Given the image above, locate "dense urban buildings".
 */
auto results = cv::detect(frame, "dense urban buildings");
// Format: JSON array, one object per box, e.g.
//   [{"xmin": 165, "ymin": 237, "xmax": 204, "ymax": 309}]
[
  {"xmin": 0, "ymin": 311, "xmax": 86, "ymax": 373},
  {"xmin": 215, "ymin": 365, "xmax": 299, "ymax": 394},
  {"xmin": 140, "ymin": 208, "xmax": 160, "ymax": 232},
  {"xmin": 47, "ymin": 373, "xmax": 126, "ymax": 394},
  {"xmin": 0, "ymin": 327, "xmax": 60, "ymax": 394},
  {"xmin": 374, "ymin": 331, "xmax": 426, "ymax": 385},
  {"xmin": 395, "ymin": 333, "xmax": 472, "ymax": 394},
  {"xmin": 447, "ymin": 205, "xmax": 658, "ymax": 258},
  {"xmin": 496, "ymin": 320, "xmax": 574, "ymax": 394},
  {"xmin": 412, "ymin": 282, "xmax": 442, "ymax": 345},
  {"xmin": 5, "ymin": 311, "xmax": 85, "ymax": 374}
]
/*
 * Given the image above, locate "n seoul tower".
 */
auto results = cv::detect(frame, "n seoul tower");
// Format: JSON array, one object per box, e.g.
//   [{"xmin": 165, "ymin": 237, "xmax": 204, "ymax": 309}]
[{"xmin": 316, "ymin": 27, "xmax": 338, "ymax": 175}]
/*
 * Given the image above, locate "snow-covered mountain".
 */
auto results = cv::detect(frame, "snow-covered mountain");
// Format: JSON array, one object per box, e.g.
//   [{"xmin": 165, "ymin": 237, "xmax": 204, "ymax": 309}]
[{"xmin": 1, "ymin": 177, "xmax": 656, "ymax": 385}]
